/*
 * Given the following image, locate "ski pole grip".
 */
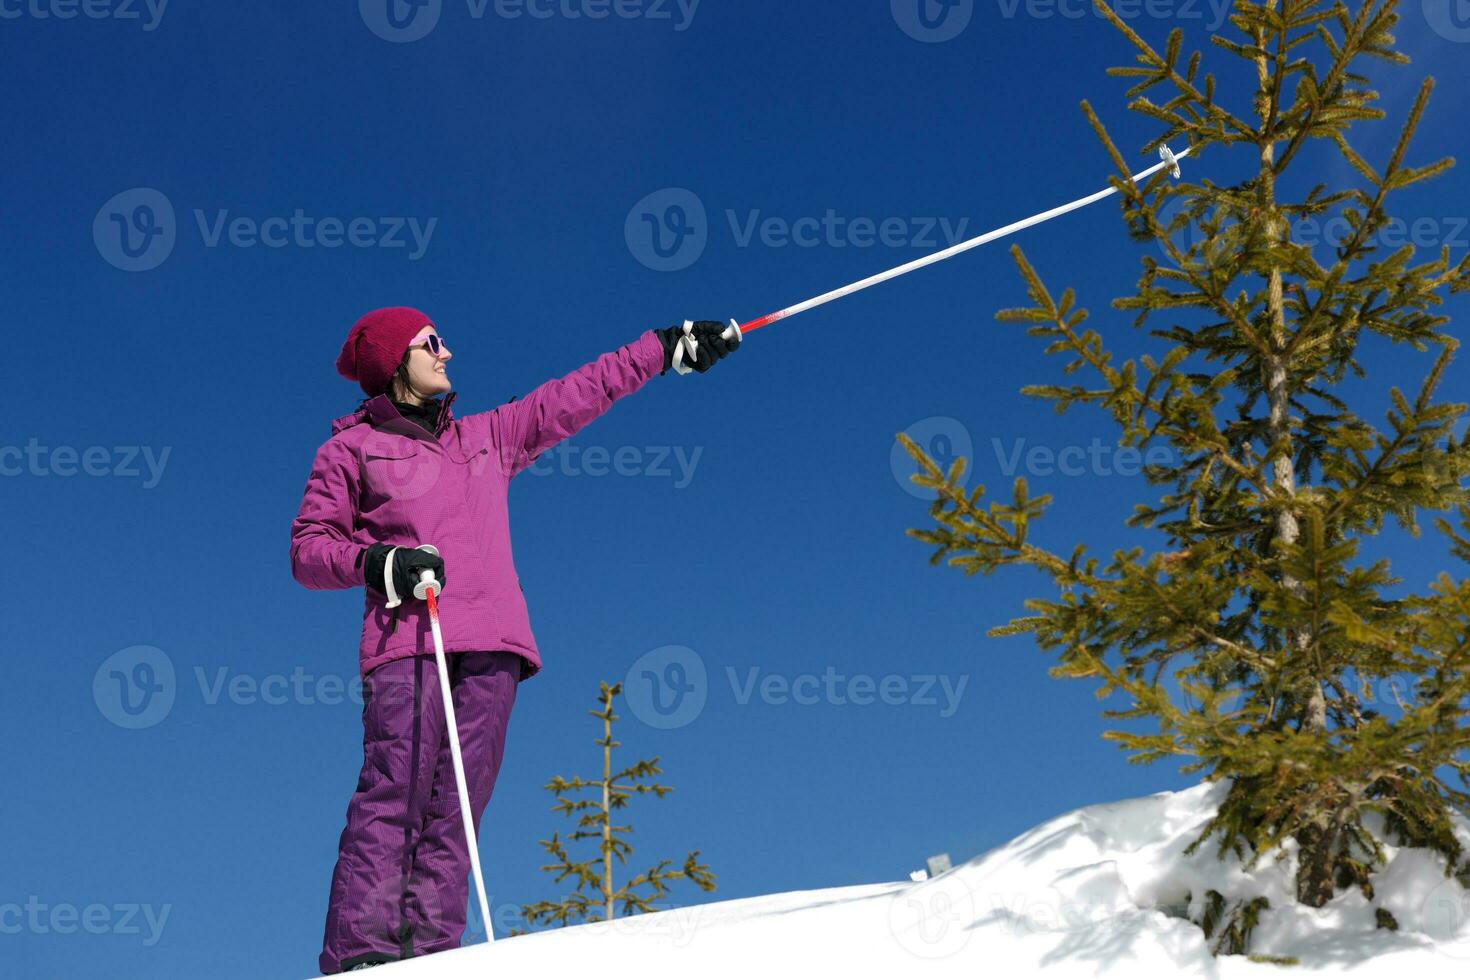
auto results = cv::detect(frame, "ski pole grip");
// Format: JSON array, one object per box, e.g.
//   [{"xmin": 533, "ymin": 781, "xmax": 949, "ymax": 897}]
[
  {"xmin": 412, "ymin": 543, "xmax": 441, "ymax": 600},
  {"xmin": 721, "ymin": 318, "xmax": 743, "ymax": 343}
]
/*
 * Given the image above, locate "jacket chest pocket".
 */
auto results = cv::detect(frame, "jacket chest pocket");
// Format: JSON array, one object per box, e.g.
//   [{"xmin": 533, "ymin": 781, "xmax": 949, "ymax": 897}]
[
  {"xmin": 362, "ymin": 440, "xmax": 442, "ymax": 502},
  {"xmin": 450, "ymin": 444, "xmax": 503, "ymax": 486},
  {"xmin": 448, "ymin": 445, "xmax": 506, "ymax": 524}
]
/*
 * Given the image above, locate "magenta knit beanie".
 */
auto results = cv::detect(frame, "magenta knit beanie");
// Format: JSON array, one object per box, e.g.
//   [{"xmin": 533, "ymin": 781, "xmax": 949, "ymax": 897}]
[{"xmin": 336, "ymin": 306, "xmax": 435, "ymax": 396}]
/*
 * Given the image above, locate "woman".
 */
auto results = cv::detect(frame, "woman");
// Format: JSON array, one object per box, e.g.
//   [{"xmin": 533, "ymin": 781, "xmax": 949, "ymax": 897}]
[{"xmin": 290, "ymin": 306, "xmax": 740, "ymax": 973}]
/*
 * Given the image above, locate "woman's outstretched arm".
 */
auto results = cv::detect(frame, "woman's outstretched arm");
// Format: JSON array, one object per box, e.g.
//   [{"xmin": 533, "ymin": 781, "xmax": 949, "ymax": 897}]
[{"xmin": 483, "ymin": 323, "xmax": 738, "ymax": 478}]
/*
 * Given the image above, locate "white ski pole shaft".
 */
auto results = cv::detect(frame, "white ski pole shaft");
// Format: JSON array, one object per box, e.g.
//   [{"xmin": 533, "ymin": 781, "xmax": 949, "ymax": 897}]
[
  {"xmin": 725, "ymin": 145, "xmax": 1190, "ymax": 339},
  {"xmin": 413, "ymin": 554, "xmax": 495, "ymax": 944}
]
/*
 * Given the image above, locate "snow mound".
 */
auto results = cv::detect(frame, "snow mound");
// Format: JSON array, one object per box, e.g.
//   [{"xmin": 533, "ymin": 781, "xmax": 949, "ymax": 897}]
[{"xmin": 327, "ymin": 781, "xmax": 1470, "ymax": 978}]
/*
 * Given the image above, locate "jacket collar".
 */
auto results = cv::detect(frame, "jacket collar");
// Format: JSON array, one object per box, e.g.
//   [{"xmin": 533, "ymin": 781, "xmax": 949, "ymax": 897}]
[{"xmin": 331, "ymin": 391, "xmax": 459, "ymax": 439}]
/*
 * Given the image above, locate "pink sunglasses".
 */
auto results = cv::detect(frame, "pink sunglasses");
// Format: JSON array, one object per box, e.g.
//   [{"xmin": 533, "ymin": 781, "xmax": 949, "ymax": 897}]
[{"xmin": 411, "ymin": 333, "xmax": 446, "ymax": 356}]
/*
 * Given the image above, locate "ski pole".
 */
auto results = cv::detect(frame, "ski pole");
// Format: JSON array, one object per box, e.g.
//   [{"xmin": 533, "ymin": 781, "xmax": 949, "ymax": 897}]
[
  {"xmin": 713, "ymin": 145, "xmax": 1189, "ymax": 341},
  {"xmin": 411, "ymin": 545, "xmax": 496, "ymax": 945}
]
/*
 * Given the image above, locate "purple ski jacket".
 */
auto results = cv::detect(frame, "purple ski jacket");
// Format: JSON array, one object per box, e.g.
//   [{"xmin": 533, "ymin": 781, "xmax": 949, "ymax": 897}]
[{"xmin": 291, "ymin": 330, "xmax": 666, "ymax": 682}]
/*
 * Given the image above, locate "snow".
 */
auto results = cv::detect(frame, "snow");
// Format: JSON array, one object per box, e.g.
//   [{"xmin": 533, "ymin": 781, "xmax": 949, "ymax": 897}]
[{"xmin": 328, "ymin": 780, "xmax": 1470, "ymax": 978}]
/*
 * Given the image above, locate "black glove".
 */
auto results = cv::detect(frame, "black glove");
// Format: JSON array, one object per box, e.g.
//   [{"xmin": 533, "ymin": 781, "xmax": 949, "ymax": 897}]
[
  {"xmin": 363, "ymin": 544, "xmax": 447, "ymax": 600},
  {"xmin": 655, "ymin": 320, "xmax": 741, "ymax": 375}
]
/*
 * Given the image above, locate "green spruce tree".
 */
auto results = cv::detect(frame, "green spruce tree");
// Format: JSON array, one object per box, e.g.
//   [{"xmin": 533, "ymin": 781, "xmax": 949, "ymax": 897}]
[
  {"xmin": 900, "ymin": 0, "xmax": 1470, "ymax": 946},
  {"xmin": 511, "ymin": 681, "xmax": 715, "ymax": 935}
]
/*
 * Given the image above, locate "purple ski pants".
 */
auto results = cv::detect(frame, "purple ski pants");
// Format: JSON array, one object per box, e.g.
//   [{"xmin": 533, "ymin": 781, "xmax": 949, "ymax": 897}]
[{"xmin": 319, "ymin": 650, "xmax": 520, "ymax": 975}]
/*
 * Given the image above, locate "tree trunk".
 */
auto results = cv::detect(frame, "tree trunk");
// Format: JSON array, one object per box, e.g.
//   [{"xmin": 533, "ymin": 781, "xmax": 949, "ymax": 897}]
[
  {"xmin": 603, "ymin": 703, "xmax": 615, "ymax": 922},
  {"xmin": 1294, "ymin": 819, "xmax": 1341, "ymax": 908},
  {"xmin": 1253, "ymin": 5, "xmax": 1333, "ymax": 904}
]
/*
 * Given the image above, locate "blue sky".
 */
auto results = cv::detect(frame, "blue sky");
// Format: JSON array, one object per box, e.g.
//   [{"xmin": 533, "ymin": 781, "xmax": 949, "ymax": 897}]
[{"xmin": 4, "ymin": 1, "xmax": 1469, "ymax": 977}]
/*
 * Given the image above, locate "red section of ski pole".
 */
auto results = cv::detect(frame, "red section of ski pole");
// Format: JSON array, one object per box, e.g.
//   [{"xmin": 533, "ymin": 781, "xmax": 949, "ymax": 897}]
[
  {"xmin": 737, "ymin": 311, "xmax": 785, "ymax": 334},
  {"xmin": 426, "ymin": 588, "xmax": 439, "ymax": 619}
]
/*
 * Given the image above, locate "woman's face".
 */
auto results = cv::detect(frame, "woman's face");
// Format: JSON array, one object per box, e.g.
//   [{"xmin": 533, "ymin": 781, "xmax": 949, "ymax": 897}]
[{"xmin": 404, "ymin": 326, "xmax": 452, "ymax": 398}]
